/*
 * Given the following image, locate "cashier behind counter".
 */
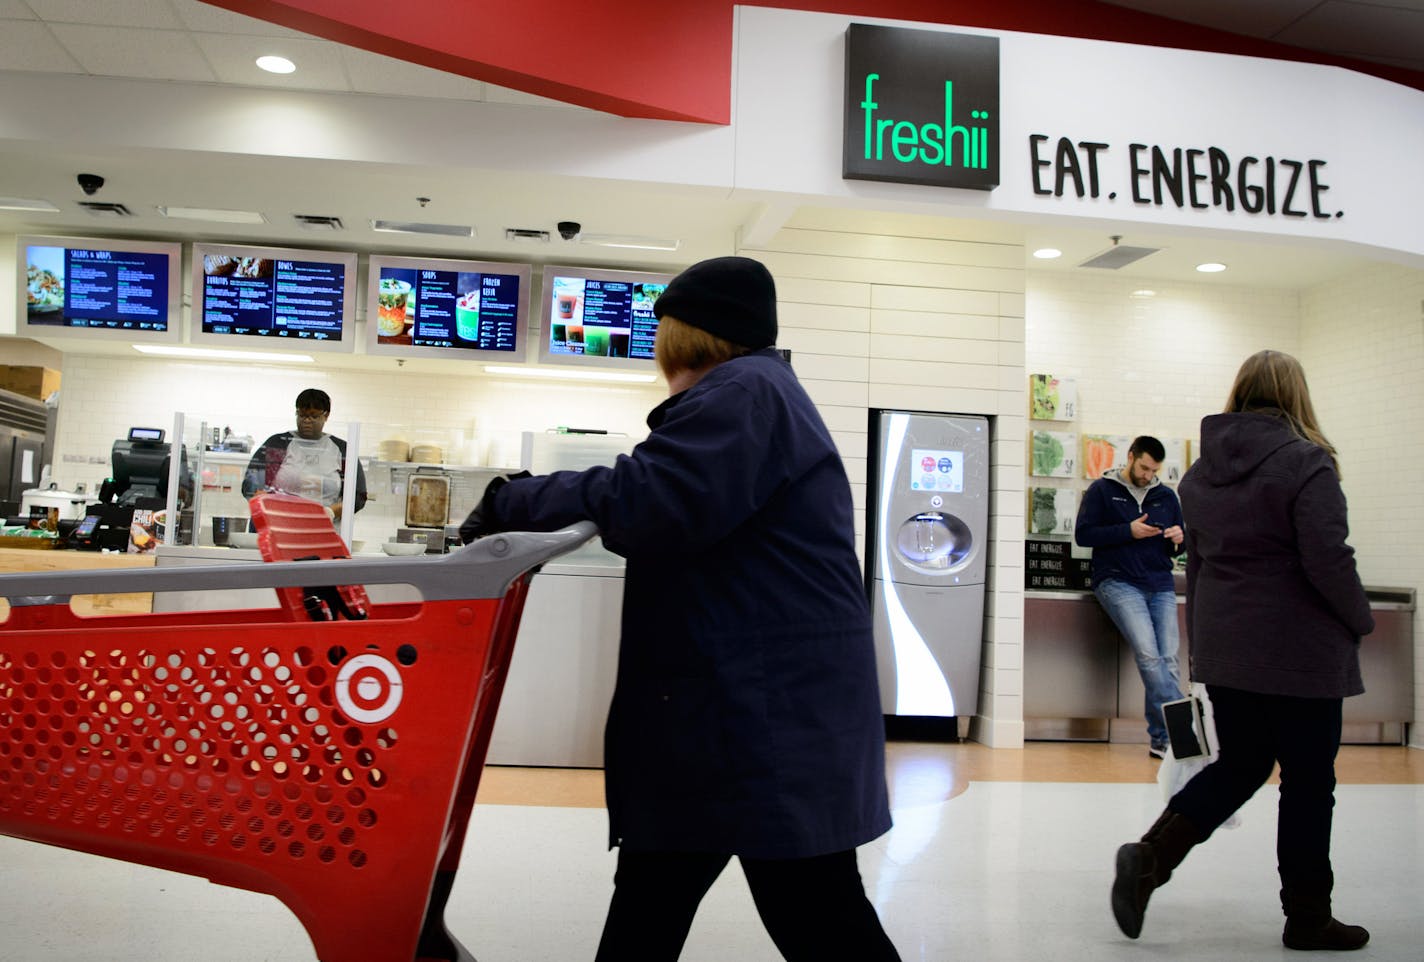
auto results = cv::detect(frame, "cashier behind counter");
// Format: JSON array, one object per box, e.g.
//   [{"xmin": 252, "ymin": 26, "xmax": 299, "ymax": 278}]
[{"xmin": 241, "ymin": 389, "xmax": 367, "ymax": 519}]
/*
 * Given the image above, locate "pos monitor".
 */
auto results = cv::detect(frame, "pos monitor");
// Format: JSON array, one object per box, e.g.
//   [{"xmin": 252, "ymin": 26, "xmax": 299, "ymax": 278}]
[
  {"xmin": 189, "ymin": 242, "xmax": 357, "ymax": 353},
  {"xmin": 18, "ymin": 235, "xmax": 183, "ymax": 344},
  {"xmin": 537, "ymin": 265, "xmax": 674, "ymax": 371}
]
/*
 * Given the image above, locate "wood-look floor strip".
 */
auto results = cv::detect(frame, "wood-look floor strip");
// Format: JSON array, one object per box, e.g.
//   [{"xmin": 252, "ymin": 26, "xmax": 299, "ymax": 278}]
[{"xmin": 475, "ymin": 742, "xmax": 1424, "ymax": 809}]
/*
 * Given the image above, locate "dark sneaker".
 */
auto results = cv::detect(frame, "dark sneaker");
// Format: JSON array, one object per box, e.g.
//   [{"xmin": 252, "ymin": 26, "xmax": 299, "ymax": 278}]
[{"xmin": 1148, "ymin": 743, "xmax": 1167, "ymax": 760}]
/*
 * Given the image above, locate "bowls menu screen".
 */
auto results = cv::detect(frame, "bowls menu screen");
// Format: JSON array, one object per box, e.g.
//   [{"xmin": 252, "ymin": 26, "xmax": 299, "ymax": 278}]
[
  {"xmin": 373, "ymin": 265, "xmax": 521, "ymax": 352},
  {"xmin": 199, "ymin": 250, "xmax": 349, "ymax": 342},
  {"xmin": 26, "ymin": 243, "xmax": 173, "ymax": 332}
]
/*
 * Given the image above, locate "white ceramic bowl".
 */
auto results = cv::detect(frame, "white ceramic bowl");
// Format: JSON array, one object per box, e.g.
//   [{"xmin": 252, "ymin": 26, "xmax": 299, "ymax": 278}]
[
  {"xmin": 382, "ymin": 541, "xmax": 426, "ymax": 557},
  {"xmin": 227, "ymin": 532, "xmax": 259, "ymax": 549}
]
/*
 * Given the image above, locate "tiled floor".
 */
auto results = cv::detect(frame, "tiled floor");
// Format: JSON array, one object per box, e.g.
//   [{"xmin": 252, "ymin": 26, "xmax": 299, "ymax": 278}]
[{"xmin": 1, "ymin": 743, "xmax": 1420, "ymax": 961}]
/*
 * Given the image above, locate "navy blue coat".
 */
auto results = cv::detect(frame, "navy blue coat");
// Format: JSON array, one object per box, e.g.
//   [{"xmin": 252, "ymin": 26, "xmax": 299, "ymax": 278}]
[
  {"xmin": 493, "ymin": 349, "xmax": 892, "ymax": 858},
  {"xmin": 1180, "ymin": 411, "xmax": 1372, "ymax": 698},
  {"xmin": 1075, "ymin": 474, "xmax": 1184, "ymax": 592}
]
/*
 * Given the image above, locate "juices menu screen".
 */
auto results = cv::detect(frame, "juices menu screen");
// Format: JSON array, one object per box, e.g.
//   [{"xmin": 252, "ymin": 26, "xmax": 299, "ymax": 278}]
[
  {"xmin": 545, "ymin": 275, "xmax": 666, "ymax": 361},
  {"xmin": 373, "ymin": 266, "xmax": 521, "ymax": 352},
  {"xmin": 25, "ymin": 243, "xmax": 173, "ymax": 332},
  {"xmin": 199, "ymin": 253, "xmax": 348, "ymax": 342}
]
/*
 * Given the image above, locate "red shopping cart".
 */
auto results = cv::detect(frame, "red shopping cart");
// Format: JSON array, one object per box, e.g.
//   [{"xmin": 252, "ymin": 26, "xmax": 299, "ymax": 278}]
[{"xmin": 0, "ymin": 504, "xmax": 594, "ymax": 962}]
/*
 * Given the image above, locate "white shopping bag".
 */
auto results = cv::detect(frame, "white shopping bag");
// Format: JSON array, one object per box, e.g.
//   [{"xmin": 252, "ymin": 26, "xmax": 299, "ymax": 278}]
[{"xmin": 1156, "ymin": 682, "xmax": 1240, "ymax": 828}]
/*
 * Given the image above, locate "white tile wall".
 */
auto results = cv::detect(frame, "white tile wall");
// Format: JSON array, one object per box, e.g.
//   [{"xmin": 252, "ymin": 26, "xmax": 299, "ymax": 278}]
[
  {"xmin": 46, "ymin": 353, "xmax": 666, "ymax": 547},
  {"xmin": 747, "ymin": 208, "xmax": 1028, "ymax": 748},
  {"xmin": 1300, "ymin": 262, "xmax": 1424, "ymax": 745}
]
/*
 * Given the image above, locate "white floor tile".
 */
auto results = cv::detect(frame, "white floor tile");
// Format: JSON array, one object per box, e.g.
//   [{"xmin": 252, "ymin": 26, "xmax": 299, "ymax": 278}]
[{"xmin": 0, "ymin": 782, "xmax": 1420, "ymax": 960}]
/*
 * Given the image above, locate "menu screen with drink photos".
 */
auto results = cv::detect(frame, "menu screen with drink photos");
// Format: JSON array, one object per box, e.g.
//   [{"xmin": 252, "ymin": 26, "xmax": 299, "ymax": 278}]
[
  {"xmin": 539, "ymin": 267, "xmax": 674, "ymax": 370},
  {"xmin": 190, "ymin": 243, "xmax": 356, "ymax": 353},
  {"xmin": 365, "ymin": 255, "xmax": 532, "ymax": 362},
  {"xmin": 373, "ymin": 265, "xmax": 521, "ymax": 352}
]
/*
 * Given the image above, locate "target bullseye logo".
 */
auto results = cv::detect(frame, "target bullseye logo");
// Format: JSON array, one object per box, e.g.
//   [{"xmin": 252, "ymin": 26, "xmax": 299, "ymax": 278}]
[{"xmin": 335, "ymin": 654, "xmax": 403, "ymax": 723}]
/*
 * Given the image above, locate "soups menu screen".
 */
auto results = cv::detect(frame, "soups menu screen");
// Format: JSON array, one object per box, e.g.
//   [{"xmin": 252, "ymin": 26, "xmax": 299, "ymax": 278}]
[
  {"xmin": 546, "ymin": 275, "xmax": 666, "ymax": 361},
  {"xmin": 373, "ymin": 266, "xmax": 521, "ymax": 352},
  {"xmin": 200, "ymin": 253, "xmax": 347, "ymax": 342},
  {"xmin": 26, "ymin": 243, "xmax": 172, "ymax": 331}
]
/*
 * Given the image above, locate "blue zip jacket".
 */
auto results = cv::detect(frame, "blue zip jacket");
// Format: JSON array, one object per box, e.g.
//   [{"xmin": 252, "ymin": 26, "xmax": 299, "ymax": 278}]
[{"xmin": 1074, "ymin": 472, "xmax": 1183, "ymax": 592}]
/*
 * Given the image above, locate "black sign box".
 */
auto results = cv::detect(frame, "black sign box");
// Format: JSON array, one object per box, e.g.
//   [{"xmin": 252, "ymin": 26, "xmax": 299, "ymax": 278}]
[
  {"xmin": 843, "ymin": 23, "xmax": 1000, "ymax": 191},
  {"xmin": 1025, "ymin": 539, "xmax": 1093, "ymax": 591}
]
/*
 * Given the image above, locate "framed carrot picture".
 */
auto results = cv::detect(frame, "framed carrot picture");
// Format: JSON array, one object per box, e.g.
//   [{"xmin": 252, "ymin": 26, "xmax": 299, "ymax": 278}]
[{"xmin": 1081, "ymin": 434, "xmax": 1131, "ymax": 480}]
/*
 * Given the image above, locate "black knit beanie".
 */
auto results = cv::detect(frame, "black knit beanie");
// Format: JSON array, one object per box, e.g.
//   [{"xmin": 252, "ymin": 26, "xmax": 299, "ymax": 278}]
[{"xmin": 653, "ymin": 256, "xmax": 777, "ymax": 350}]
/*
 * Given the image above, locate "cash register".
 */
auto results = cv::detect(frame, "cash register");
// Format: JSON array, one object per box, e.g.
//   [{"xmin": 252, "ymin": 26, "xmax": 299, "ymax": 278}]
[{"xmin": 76, "ymin": 427, "xmax": 193, "ymax": 551}]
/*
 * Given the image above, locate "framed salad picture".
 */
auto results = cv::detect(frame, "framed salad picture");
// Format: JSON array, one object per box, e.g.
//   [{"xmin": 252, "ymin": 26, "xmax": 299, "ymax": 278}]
[
  {"xmin": 1029, "ymin": 373, "xmax": 1078, "ymax": 421},
  {"xmin": 1027, "ymin": 486, "xmax": 1078, "ymax": 536},
  {"xmin": 1081, "ymin": 434, "xmax": 1132, "ymax": 480},
  {"xmin": 1030, "ymin": 430, "xmax": 1077, "ymax": 478}
]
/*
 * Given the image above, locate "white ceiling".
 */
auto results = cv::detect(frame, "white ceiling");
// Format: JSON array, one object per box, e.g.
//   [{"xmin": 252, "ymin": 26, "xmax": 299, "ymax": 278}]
[{"xmin": 0, "ymin": 0, "xmax": 1419, "ymax": 292}]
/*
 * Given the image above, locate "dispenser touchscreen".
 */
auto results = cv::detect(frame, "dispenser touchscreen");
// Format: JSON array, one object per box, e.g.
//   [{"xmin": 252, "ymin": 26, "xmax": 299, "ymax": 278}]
[{"xmin": 909, "ymin": 448, "xmax": 964, "ymax": 492}]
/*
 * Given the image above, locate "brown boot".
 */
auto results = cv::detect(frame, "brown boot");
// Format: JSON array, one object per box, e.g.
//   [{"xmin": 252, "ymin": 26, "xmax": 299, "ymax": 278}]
[
  {"xmin": 1112, "ymin": 810, "xmax": 1200, "ymax": 939},
  {"xmin": 1281, "ymin": 870, "xmax": 1369, "ymax": 951}
]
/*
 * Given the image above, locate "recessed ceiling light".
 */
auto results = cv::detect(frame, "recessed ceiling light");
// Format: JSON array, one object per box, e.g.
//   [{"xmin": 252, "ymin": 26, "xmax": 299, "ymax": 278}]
[
  {"xmin": 256, "ymin": 55, "xmax": 296, "ymax": 74},
  {"xmin": 483, "ymin": 365, "xmax": 657, "ymax": 384},
  {"xmin": 1196, "ymin": 262, "xmax": 1227, "ymax": 273},
  {"xmin": 0, "ymin": 196, "xmax": 60, "ymax": 212},
  {"xmin": 1031, "ymin": 248, "xmax": 1062, "ymax": 259},
  {"xmin": 1131, "ymin": 289, "xmax": 1157, "ymax": 298},
  {"xmin": 159, "ymin": 206, "xmax": 267, "ymax": 224},
  {"xmin": 372, "ymin": 220, "xmax": 475, "ymax": 238},
  {"xmin": 134, "ymin": 345, "xmax": 314, "ymax": 363}
]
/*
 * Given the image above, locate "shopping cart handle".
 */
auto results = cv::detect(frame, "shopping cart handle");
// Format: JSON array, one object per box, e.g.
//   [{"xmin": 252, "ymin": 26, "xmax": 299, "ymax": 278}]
[{"xmin": 0, "ymin": 522, "xmax": 598, "ymax": 607}]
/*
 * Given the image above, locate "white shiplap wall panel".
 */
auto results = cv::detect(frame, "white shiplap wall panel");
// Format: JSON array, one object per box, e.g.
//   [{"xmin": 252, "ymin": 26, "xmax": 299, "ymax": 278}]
[
  {"xmin": 777, "ymin": 328, "xmax": 871, "ymax": 358},
  {"xmin": 778, "ymin": 300, "xmax": 871, "ymax": 333},
  {"xmin": 869, "ymin": 333, "xmax": 1001, "ymax": 365},
  {"xmin": 747, "ymin": 216, "xmax": 1027, "ymax": 748},
  {"xmin": 871, "ymin": 309, "xmax": 999, "ymax": 340},
  {"xmin": 872, "ymin": 285, "xmax": 1004, "ymax": 315}
]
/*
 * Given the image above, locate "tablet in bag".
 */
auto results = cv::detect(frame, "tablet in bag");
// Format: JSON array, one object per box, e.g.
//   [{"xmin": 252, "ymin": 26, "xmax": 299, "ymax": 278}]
[{"xmin": 1163, "ymin": 695, "xmax": 1210, "ymax": 760}]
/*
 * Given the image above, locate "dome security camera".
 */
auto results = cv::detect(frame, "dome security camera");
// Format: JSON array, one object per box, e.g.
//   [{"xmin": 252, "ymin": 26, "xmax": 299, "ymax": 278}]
[
  {"xmin": 77, "ymin": 173, "xmax": 105, "ymax": 195},
  {"xmin": 557, "ymin": 221, "xmax": 581, "ymax": 241}
]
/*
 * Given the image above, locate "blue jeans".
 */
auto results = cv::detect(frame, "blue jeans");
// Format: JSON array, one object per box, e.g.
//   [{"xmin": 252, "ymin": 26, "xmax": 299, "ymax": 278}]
[{"xmin": 1094, "ymin": 577, "xmax": 1182, "ymax": 747}]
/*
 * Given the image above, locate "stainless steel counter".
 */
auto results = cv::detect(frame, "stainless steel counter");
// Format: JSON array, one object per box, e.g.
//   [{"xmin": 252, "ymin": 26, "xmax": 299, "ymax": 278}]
[{"xmin": 1024, "ymin": 584, "xmax": 1415, "ymax": 745}]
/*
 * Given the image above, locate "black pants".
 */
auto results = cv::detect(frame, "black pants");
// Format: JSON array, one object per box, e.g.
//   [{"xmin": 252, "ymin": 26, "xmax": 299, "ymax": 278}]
[
  {"xmin": 1168, "ymin": 684, "xmax": 1343, "ymax": 879},
  {"xmin": 594, "ymin": 848, "xmax": 902, "ymax": 962}
]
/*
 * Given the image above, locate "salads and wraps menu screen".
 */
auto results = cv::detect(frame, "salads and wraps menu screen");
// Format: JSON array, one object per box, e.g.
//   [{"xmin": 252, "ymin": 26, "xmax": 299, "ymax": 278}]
[
  {"xmin": 373, "ymin": 266, "xmax": 521, "ymax": 352},
  {"xmin": 545, "ymin": 276, "xmax": 666, "ymax": 360},
  {"xmin": 200, "ymin": 254, "xmax": 347, "ymax": 341},
  {"xmin": 26, "ymin": 243, "xmax": 172, "ymax": 331}
]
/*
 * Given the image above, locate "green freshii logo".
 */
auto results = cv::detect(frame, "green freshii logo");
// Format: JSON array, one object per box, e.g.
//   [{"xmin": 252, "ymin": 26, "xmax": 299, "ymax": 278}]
[{"xmin": 843, "ymin": 24, "xmax": 1000, "ymax": 191}]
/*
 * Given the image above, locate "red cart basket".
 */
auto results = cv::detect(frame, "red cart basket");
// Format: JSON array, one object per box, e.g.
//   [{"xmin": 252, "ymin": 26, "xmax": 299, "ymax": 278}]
[{"xmin": 0, "ymin": 511, "xmax": 595, "ymax": 962}]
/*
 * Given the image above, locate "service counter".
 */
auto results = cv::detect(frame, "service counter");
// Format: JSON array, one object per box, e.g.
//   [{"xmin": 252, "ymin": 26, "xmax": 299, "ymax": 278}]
[
  {"xmin": 0, "ymin": 546, "xmax": 156, "ymax": 616},
  {"xmin": 1025, "ymin": 576, "xmax": 1415, "ymax": 745},
  {"xmin": 147, "ymin": 542, "xmax": 623, "ymax": 768}
]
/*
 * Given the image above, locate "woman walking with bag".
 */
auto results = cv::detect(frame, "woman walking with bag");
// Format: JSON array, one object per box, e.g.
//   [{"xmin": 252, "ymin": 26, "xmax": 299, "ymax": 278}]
[{"xmin": 1111, "ymin": 349, "xmax": 1374, "ymax": 951}]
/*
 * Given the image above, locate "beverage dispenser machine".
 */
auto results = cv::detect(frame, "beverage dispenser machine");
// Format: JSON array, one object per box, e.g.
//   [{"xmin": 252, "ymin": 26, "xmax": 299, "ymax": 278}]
[{"xmin": 867, "ymin": 411, "xmax": 989, "ymax": 719}]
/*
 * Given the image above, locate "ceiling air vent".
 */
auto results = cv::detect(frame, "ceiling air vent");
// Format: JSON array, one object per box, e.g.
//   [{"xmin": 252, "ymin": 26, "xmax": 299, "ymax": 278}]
[
  {"xmin": 294, "ymin": 214, "xmax": 343, "ymax": 231},
  {"xmin": 77, "ymin": 201, "xmax": 133, "ymax": 217},
  {"xmin": 371, "ymin": 220, "xmax": 474, "ymax": 238},
  {"xmin": 1078, "ymin": 244, "xmax": 1161, "ymax": 270},
  {"xmin": 505, "ymin": 228, "xmax": 551, "ymax": 243}
]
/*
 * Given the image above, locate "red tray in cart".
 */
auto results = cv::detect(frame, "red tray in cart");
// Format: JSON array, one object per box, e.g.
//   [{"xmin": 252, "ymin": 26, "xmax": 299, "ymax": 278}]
[{"xmin": 0, "ymin": 509, "xmax": 594, "ymax": 962}]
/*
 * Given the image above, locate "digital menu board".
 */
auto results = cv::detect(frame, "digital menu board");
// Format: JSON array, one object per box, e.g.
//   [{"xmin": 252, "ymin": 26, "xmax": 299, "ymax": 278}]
[
  {"xmin": 537, "ymin": 265, "xmax": 674, "ymax": 371},
  {"xmin": 17, "ymin": 235, "xmax": 182, "ymax": 343},
  {"xmin": 365, "ymin": 255, "xmax": 532, "ymax": 362},
  {"xmin": 189, "ymin": 243, "xmax": 356, "ymax": 353}
]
